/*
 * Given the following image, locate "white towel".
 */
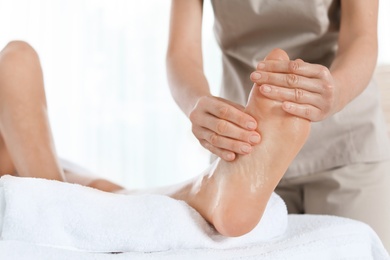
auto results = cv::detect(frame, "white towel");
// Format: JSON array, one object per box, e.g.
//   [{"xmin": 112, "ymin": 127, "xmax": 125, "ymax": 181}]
[{"xmin": 0, "ymin": 175, "xmax": 287, "ymax": 253}]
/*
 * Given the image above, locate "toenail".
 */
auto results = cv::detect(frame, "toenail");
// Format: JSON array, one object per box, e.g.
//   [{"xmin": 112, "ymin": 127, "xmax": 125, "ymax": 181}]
[
  {"xmin": 249, "ymin": 134, "xmax": 260, "ymax": 144},
  {"xmin": 241, "ymin": 145, "xmax": 251, "ymax": 153},
  {"xmin": 251, "ymin": 72, "xmax": 262, "ymax": 80},
  {"xmin": 261, "ymin": 85, "xmax": 271, "ymax": 93}
]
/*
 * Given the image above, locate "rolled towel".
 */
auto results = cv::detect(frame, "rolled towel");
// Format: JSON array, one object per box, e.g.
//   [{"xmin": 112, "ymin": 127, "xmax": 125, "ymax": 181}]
[{"xmin": 0, "ymin": 175, "xmax": 287, "ymax": 252}]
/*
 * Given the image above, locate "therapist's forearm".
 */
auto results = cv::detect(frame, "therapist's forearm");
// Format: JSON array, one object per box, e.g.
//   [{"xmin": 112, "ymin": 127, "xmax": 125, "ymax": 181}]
[
  {"xmin": 330, "ymin": 0, "xmax": 379, "ymax": 111},
  {"xmin": 330, "ymin": 37, "xmax": 378, "ymax": 112},
  {"xmin": 166, "ymin": 51, "xmax": 211, "ymax": 117}
]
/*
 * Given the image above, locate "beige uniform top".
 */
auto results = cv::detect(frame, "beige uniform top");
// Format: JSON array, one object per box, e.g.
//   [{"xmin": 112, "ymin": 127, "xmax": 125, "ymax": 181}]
[{"xmin": 210, "ymin": 0, "xmax": 390, "ymax": 178}]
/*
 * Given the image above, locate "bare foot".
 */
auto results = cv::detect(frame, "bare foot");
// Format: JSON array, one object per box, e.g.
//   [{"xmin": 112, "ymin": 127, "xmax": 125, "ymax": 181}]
[
  {"xmin": 167, "ymin": 49, "xmax": 311, "ymax": 236},
  {"xmin": 63, "ymin": 170, "xmax": 124, "ymax": 193}
]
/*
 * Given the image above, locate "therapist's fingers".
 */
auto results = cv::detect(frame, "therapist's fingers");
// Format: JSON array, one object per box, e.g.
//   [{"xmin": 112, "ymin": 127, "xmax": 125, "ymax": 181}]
[
  {"xmin": 190, "ymin": 96, "xmax": 259, "ymax": 137},
  {"xmin": 256, "ymin": 81, "xmax": 335, "ymax": 121},
  {"xmin": 258, "ymin": 84, "xmax": 324, "ymax": 110},
  {"xmin": 250, "ymin": 69, "xmax": 324, "ymax": 94},
  {"xmin": 189, "ymin": 96, "xmax": 261, "ymax": 160},
  {"xmin": 255, "ymin": 59, "xmax": 331, "ymax": 80},
  {"xmin": 257, "ymin": 83, "xmax": 328, "ymax": 121},
  {"xmin": 196, "ymin": 126, "xmax": 258, "ymax": 161},
  {"xmin": 204, "ymin": 96, "xmax": 258, "ymax": 131},
  {"xmin": 281, "ymin": 101, "xmax": 322, "ymax": 121},
  {"xmin": 250, "ymin": 59, "xmax": 340, "ymax": 121},
  {"xmin": 251, "ymin": 59, "xmax": 334, "ymax": 94},
  {"xmin": 191, "ymin": 114, "xmax": 260, "ymax": 158},
  {"xmin": 198, "ymin": 114, "xmax": 261, "ymax": 146}
]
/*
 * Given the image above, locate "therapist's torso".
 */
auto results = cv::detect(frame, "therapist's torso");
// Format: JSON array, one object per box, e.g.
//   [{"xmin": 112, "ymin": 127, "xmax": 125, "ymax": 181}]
[{"xmin": 210, "ymin": 0, "xmax": 390, "ymax": 178}]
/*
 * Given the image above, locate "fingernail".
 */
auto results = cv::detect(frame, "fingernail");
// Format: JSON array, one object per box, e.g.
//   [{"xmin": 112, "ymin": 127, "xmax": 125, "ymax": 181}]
[
  {"xmin": 241, "ymin": 145, "xmax": 251, "ymax": 153},
  {"xmin": 261, "ymin": 85, "xmax": 271, "ymax": 93},
  {"xmin": 249, "ymin": 134, "xmax": 260, "ymax": 144},
  {"xmin": 284, "ymin": 102, "xmax": 292, "ymax": 109},
  {"xmin": 251, "ymin": 72, "xmax": 262, "ymax": 80},
  {"xmin": 226, "ymin": 153, "xmax": 235, "ymax": 161},
  {"xmin": 257, "ymin": 62, "xmax": 265, "ymax": 69},
  {"xmin": 247, "ymin": 121, "xmax": 256, "ymax": 130}
]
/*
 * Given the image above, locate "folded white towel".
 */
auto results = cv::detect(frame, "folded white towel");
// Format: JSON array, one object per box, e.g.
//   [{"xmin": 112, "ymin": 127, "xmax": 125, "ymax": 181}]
[{"xmin": 0, "ymin": 175, "xmax": 287, "ymax": 253}]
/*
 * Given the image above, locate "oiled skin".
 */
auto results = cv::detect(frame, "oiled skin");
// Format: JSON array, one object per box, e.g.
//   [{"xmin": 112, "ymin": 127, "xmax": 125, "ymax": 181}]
[
  {"xmin": 0, "ymin": 42, "xmax": 310, "ymax": 237},
  {"xmin": 168, "ymin": 49, "xmax": 311, "ymax": 236}
]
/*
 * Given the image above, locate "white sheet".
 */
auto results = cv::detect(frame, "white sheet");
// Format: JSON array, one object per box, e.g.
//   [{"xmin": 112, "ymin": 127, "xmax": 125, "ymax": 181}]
[{"xmin": 1, "ymin": 215, "xmax": 389, "ymax": 260}]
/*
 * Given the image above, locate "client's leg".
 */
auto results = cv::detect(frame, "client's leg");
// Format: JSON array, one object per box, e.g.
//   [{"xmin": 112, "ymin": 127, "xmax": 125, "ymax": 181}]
[
  {"xmin": 64, "ymin": 169, "xmax": 124, "ymax": 192},
  {"xmin": 0, "ymin": 41, "xmax": 64, "ymax": 180},
  {"xmin": 165, "ymin": 49, "xmax": 311, "ymax": 236},
  {"xmin": 0, "ymin": 41, "xmax": 124, "ymax": 192}
]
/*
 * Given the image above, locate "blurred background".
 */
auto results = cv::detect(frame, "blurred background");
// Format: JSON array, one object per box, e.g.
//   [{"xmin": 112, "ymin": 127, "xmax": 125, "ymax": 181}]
[{"xmin": 0, "ymin": 0, "xmax": 389, "ymax": 189}]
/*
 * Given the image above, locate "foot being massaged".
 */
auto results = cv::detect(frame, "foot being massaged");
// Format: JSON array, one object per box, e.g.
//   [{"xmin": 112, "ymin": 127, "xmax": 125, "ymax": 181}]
[{"xmin": 0, "ymin": 41, "xmax": 309, "ymax": 237}]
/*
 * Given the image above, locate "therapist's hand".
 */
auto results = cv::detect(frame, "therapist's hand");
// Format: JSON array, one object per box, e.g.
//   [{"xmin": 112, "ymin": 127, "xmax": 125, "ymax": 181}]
[
  {"xmin": 250, "ymin": 59, "xmax": 342, "ymax": 122},
  {"xmin": 189, "ymin": 95, "xmax": 261, "ymax": 161}
]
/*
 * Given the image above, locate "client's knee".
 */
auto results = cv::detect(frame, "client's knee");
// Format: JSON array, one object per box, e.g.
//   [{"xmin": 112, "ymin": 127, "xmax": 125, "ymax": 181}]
[{"xmin": 1, "ymin": 41, "xmax": 39, "ymax": 64}]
